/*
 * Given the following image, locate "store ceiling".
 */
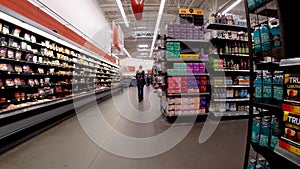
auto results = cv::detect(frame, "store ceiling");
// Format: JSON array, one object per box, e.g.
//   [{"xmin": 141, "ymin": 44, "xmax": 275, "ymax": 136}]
[{"xmin": 95, "ymin": 0, "xmax": 246, "ymax": 60}]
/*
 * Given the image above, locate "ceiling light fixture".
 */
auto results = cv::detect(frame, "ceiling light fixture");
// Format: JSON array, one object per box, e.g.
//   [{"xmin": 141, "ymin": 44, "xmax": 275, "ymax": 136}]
[
  {"xmin": 138, "ymin": 44, "xmax": 149, "ymax": 48},
  {"xmin": 222, "ymin": 0, "xmax": 242, "ymax": 14},
  {"xmin": 123, "ymin": 47, "xmax": 132, "ymax": 58},
  {"xmin": 149, "ymin": 0, "xmax": 166, "ymax": 58},
  {"xmin": 116, "ymin": 0, "xmax": 129, "ymax": 27}
]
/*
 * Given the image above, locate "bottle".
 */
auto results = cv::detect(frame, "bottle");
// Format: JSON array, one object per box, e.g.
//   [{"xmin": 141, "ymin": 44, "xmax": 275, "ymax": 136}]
[
  {"xmin": 254, "ymin": 74, "xmax": 262, "ymax": 102},
  {"xmin": 271, "ymin": 23, "xmax": 282, "ymax": 48},
  {"xmin": 241, "ymin": 43, "xmax": 246, "ymax": 54},
  {"xmin": 247, "ymin": 0, "xmax": 256, "ymax": 10},
  {"xmin": 270, "ymin": 118, "xmax": 280, "ymax": 149},
  {"xmin": 247, "ymin": 159, "xmax": 257, "ymax": 169},
  {"xmin": 245, "ymin": 43, "xmax": 249, "ymax": 54},
  {"xmin": 259, "ymin": 117, "xmax": 271, "ymax": 147},
  {"xmin": 252, "ymin": 117, "xmax": 261, "ymax": 143},
  {"xmin": 261, "ymin": 24, "xmax": 271, "ymax": 51},
  {"xmin": 238, "ymin": 43, "xmax": 242, "ymax": 54},
  {"xmin": 253, "ymin": 27, "xmax": 261, "ymax": 53},
  {"xmin": 258, "ymin": 157, "xmax": 266, "ymax": 168},
  {"xmin": 263, "ymin": 74, "xmax": 272, "ymax": 103},
  {"xmin": 234, "ymin": 42, "xmax": 239, "ymax": 54},
  {"xmin": 225, "ymin": 43, "xmax": 229, "ymax": 53}
]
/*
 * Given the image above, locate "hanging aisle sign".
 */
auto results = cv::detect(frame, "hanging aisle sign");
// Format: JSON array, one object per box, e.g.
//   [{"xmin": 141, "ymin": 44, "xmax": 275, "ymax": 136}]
[
  {"xmin": 131, "ymin": 0, "xmax": 145, "ymax": 21},
  {"xmin": 179, "ymin": 8, "xmax": 204, "ymax": 26}
]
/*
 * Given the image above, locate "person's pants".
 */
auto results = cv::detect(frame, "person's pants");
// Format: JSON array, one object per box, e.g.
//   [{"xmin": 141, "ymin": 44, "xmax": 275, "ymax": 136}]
[{"xmin": 137, "ymin": 84, "xmax": 144, "ymax": 101}]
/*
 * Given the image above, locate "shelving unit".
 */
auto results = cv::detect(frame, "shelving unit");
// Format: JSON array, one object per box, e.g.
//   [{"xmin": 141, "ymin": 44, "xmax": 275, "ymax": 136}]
[
  {"xmin": 243, "ymin": 0, "xmax": 299, "ymax": 169},
  {"xmin": 0, "ymin": 9, "xmax": 121, "ymax": 153},
  {"xmin": 206, "ymin": 22, "xmax": 251, "ymax": 118}
]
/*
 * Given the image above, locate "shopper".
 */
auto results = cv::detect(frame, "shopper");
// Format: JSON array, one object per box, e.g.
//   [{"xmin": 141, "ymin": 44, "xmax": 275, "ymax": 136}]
[{"xmin": 136, "ymin": 65, "xmax": 146, "ymax": 102}]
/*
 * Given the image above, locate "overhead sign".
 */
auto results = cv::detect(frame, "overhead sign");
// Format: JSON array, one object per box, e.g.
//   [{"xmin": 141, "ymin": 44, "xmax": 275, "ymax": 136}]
[
  {"xmin": 178, "ymin": 8, "xmax": 204, "ymax": 26},
  {"xmin": 179, "ymin": 8, "xmax": 204, "ymax": 15}
]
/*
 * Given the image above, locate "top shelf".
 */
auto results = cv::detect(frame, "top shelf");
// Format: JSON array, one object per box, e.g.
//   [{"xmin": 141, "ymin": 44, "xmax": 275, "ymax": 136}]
[
  {"xmin": 166, "ymin": 39, "xmax": 209, "ymax": 43},
  {"xmin": 280, "ymin": 58, "xmax": 300, "ymax": 67},
  {"xmin": 206, "ymin": 23, "xmax": 248, "ymax": 32},
  {"xmin": 248, "ymin": 0, "xmax": 274, "ymax": 14}
]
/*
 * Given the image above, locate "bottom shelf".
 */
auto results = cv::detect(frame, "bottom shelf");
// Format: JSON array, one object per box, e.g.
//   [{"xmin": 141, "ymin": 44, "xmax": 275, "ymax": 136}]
[
  {"xmin": 274, "ymin": 146, "xmax": 300, "ymax": 167},
  {"xmin": 251, "ymin": 143, "xmax": 300, "ymax": 169}
]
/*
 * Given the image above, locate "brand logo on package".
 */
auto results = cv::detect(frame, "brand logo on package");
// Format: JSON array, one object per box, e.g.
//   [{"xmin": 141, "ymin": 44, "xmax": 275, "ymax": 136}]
[{"xmin": 179, "ymin": 8, "xmax": 204, "ymax": 15}]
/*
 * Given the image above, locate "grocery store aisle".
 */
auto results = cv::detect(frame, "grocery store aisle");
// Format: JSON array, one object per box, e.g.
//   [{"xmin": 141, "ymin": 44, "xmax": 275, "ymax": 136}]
[{"xmin": 0, "ymin": 86, "xmax": 248, "ymax": 169}]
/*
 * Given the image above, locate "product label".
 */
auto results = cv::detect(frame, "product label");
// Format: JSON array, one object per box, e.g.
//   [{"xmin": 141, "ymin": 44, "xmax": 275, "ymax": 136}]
[
  {"xmin": 251, "ymin": 132, "xmax": 259, "ymax": 143},
  {"xmin": 282, "ymin": 111, "xmax": 300, "ymax": 144},
  {"xmin": 271, "ymin": 136, "xmax": 279, "ymax": 148},
  {"xmin": 284, "ymin": 74, "xmax": 300, "ymax": 101},
  {"xmin": 259, "ymin": 135, "xmax": 269, "ymax": 147}
]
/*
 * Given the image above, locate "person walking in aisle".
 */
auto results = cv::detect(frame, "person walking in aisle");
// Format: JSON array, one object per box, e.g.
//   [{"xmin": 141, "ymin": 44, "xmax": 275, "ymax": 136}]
[{"xmin": 136, "ymin": 65, "xmax": 146, "ymax": 102}]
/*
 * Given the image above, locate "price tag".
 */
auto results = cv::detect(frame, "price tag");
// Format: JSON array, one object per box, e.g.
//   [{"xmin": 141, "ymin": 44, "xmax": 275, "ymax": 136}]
[
  {"xmin": 22, "ymin": 98, "xmax": 25, "ymax": 101},
  {"xmin": 1, "ymin": 86, "xmax": 4, "ymax": 89},
  {"xmin": 41, "ymin": 84, "xmax": 43, "ymax": 87},
  {"xmin": 17, "ymin": 72, "xmax": 20, "ymax": 75},
  {"xmin": 32, "ymin": 73, "xmax": 34, "ymax": 75},
  {"xmin": 34, "ymin": 96, "xmax": 36, "ymax": 99},
  {"xmin": 8, "ymin": 72, "xmax": 11, "ymax": 74},
  {"xmin": 15, "ymin": 86, "xmax": 18, "ymax": 88},
  {"xmin": 1, "ymin": 57, "xmax": 4, "ymax": 59},
  {"xmin": 7, "ymin": 100, "xmax": 11, "ymax": 103},
  {"xmin": 17, "ymin": 99, "xmax": 20, "ymax": 101}
]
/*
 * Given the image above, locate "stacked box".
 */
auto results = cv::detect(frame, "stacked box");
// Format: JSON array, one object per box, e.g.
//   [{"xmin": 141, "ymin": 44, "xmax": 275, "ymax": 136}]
[
  {"xmin": 167, "ymin": 77, "xmax": 181, "ymax": 93},
  {"xmin": 166, "ymin": 42, "xmax": 180, "ymax": 59},
  {"xmin": 199, "ymin": 76, "xmax": 207, "ymax": 93},
  {"xmin": 167, "ymin": 23, "xmax": 205, "ymax": 40}
]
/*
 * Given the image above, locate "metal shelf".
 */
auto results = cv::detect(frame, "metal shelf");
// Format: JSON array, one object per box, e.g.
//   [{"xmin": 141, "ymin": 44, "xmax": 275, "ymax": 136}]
[
  {"xmin": 206, "ymin": 23, "xmax": 248, "ymax": 32},
  {"xmin": 274, "ymin": 146, "xmax": 300, "ymax": 167},
  {"xmin": 211, "ymin": 111, "xmax": 249, "ymax": 117},
  {"xmin": 214, "ymin": 69, "xmax": 250, "ymax": 72},
  {"xmin": 166, "ymin": 58, "xmax": 209, "ymax": 62},
  {"xmin": 213, "ymin": 85, "xmax": 250, "ymax": 88},
  {"xmin": 167, "ymin": 92, "xmax": 210, "ymax": 97},
  {"xmin": 213, "ymin": 98, "xmax": 249, "ymax": 102},
  {"xmin": 168, "ymin": 73, "xmax": 209, "ymax": 76},
  {"xmin": 166, "ymin": 39, "xmax": 209, "ymax": 43}
]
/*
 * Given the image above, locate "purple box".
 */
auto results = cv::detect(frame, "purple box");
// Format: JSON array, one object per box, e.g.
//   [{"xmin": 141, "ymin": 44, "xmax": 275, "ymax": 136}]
[
  {"xmin": 198, "ymin": 34, "xmax": 205, "ymax": 40},
  {"xmin": 174, "ymin": 32, "xmax": 180, "ymax": 39},
  {"xmin": 168, "ymin": 32, "xmax": 174, "ymax": 38},
  {"xmin": 187, "ymin": 35, "xmax": 193, "ymax": 40},
  {"xmin": 187, "ymin": 68, "xmax": 193, "ymax": 74},
  {"xmin": 186, "ymin": 28, "xmax": 192, "ymax": 33},
  {"xmin": 180, "ymin": 28, "xmax": 187, "ymax": 33},
  {"xmin": 174, "ymin": 27, "xmax": 181, "ymax": 32},
  {"xmin": 193, "ymin": 68, "xmax": 200, "ymax": 74}
]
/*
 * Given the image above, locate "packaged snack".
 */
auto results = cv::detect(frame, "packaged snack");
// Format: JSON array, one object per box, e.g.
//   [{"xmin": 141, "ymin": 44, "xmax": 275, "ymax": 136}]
[
  {"xmin": 28, "ymin": 79, "xmax": 34, "ymax": 86},
  {"xmin": 25, "ymin": 54, "xmax": 33, "ymax": 61},
  {"xmin": 14, "ymin": 78, "xmax": 21, "ymax": 85},
  {"xmin": 27, "ymin": 45, "xmax": 32, "ymax": 51},
  {"xmin": 15, "ymin": 51, "xmax": 22, "ymax": 60},
  {"xmin": 0, "ymin": 97, "xmax": 5, "ymax": 103},
  {"xmin": 12, "ymin": 42, "xmax": 18, "ymax": 48},
  {"xmin": 34, "ymin": 79, "xmax": 39, "ymax": 85},
  {"xmin": 0, "ymin": 37, "xmax": 7, "ymax": 46},
  {"xmin": 14, "ymin": 65, "xmax": 22, "ymax": 72},
  {"xmin": 14, "ymin": 92, "xmax": 20, "ymax": 99},
  {"xmin": 38, "ymin": 57, "xmax": 43, "ymax": 63},
  {"xmin": 44, "ymin": 78, "xmax": 50, "ymax": 84},
  {"xmin": 0, "ymin": 23, "xmax": 2, "ymax": 32},
  {"xmin": 5, "ymin": 79, "xmax": 15, "ymax": 86},
  {"xmin": 0, "ymin": 63, "xmax": 8, "ymax": 71},
  {"xmin": 20, "ymin": 92, "xmax": 25, "ymax": 99},
  {"xmin": 7, "ymin": 49, "xmax": 14, "ymax": 58},
  {"xmin": 20, "ymin": 79, "xmax": 26, "ymax": 86},
  {"xmin": 37, "ymin": 68, "xmax": 44, "ymax": 74},
  {"xmin": 2, "ymin": 25, "xmax": 9, "ymax": 34},
  {"xmin": 0, "ymin": 47, "xmax": 7, "ymax": 57},
  {"xmin": 0, "ymin": 79, "xmax": 3, "ymax": 87},
  {"xmin": 40, "ymin": 79, "xmax": 44, "ymax": 84},
  {"xmin": 49, "ymin": 68, "xmax": 54, "ymax": 74},
  {"xmin": 12, "ymin": 28, "xmax": 21, "ymax": 37},
  {"xmin": 38, "ymin": 88, "xmax": 45, "ymax": 95},
  {"xmin": 20, "ymin": 42, "xmax": 27, "ymax": 50},
  {"xmin": 24, "ymin": 33, "xmax": 31, "ymax": 41},
  {"xmin": 22, "ymin": 65, "xmax": 31, "ymax": 73},
  {"xmin": 33, "ymin": 55, "xmax": 37, "ymax": 62},
  {"xmin": 31, "ymin": 35, "xmax": 36, "ymax": 43},
  {"xmin": 7, "ymin": 64, "xmax": 13, "ymax": 72}
]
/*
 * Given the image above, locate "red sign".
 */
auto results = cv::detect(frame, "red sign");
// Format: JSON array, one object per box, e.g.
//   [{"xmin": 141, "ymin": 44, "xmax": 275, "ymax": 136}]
[{"xmin": 131, "ymin": 0, "xmax": 144, "ymax": 21}]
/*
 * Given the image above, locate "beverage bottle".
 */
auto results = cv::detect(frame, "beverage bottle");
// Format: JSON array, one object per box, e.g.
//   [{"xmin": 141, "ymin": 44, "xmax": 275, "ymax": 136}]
[
  {"xmin": 235, "ymin": 42, "xmax": 239, "ymax": 54},
  {"xmin": 238, "ymin": 42, "xmax": 242, "ymax": 54},
  {"xmin": 254, "ymin": 74, "xmax": 262, "ymax": 102},
  {"xmin": 263, "ymin": 74, "xmax": 272, "ymax": 103},
  {"xmin": 245, "ymin": 43, "xmax": 249, "ymax": 54},
  {"xmin": 258, "ymin": 157, "xmax": 266, "ymax": 168},
  {"xmin": 253, "ymin": 27, "xmax": 261, "ymax": 53},
  {"xmin": 225, "ymin": 43, "xmax": 229, "ymax": 53},
  {"xmin": 252, "ymin": 117, "xmax": 261, "ymax": 143},
  {"xmin": 270, "ymin": 117, "xmax": 280, "ymax": 149},
  {"xmin": 241, "ymin": 43, "xmax": 246, "ymax": 54},
  {"xmin": 247, "ymin": 159, "xmax": 257, "ymax": 169},
  {"xmin": 261, "ymin": 24, "xmax": 271, "ymax": 51},
  {"xmin": 271, "ymin": 24, "xmax": 281, "ymax": 48},
  {"xmin": 259, "ymin": 117, "xmax": 271, "ymax": 147},
  {"xmin": 247, "ymin": 0, "xmax": 256, "ymax": 10}
]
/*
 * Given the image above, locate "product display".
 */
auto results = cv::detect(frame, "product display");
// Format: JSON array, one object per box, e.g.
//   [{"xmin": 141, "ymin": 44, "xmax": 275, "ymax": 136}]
[{"xmin": 0, "ymin": 18, "xmax": 120, "ymax": 114}]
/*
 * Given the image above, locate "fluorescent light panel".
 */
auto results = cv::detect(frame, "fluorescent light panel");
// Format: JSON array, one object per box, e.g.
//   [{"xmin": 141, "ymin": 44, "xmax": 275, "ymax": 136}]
[
  {"xmin": 138, "ymin": 44, "xmax": 149, "ymax": 48},
  {"xmin": 123, "ymin": 47, "xmax": 132, "ymax": 58},
  {"xmin": 222, "ymin": 0, "xmax": 242, "ymax": 14},
  {"xmin": 149, "ymin": 0, "xmax": 166, "ymax": 58},
  {"xmin": 116, "ymin": 0, "xmax": 129, "ymax": 27}
]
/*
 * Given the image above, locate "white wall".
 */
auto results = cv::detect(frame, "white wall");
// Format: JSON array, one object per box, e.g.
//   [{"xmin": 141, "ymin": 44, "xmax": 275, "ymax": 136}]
[
  {"xmin": 36, "ymin": 0, "xmax": 112, "ymax": 52},
  {"xmin": 120, "ymin": 58, "xmax": 154, "ymax": 76}
]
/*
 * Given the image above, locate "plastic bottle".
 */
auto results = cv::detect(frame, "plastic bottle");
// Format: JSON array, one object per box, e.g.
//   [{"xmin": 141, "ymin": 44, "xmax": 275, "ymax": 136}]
[
  {"xmin": 270, "ymin": 117, "xmax": 280, "ymax": 149},
  {"xmin": 261, "ymin": 24, "xmax": 271, "ymax": 51},
  {"xmin": 259, "ymin": 117, "xmax": 271, "ymax": 147},
  {"xmin": 252, "ymin": 117, "xmax": 261, "ymax": 143},
  {"xmin": 253, "ymin": 27, "xmax": 261, "ymax": 53},
  {"xmin": 254, "ymin": 74, "xmax": 262, "ymax": 102},
  {"xmin": 263, "ymin": 74, "xmax": 272, "ymax": 103},
  {"xmin": 247, "ymin": 159, "xmax": 257, "ymax": 169}
]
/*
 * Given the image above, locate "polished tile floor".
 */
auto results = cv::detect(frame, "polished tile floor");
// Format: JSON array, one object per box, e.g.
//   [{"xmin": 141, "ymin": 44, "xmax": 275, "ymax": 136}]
[{"xmin": 0, "ymin": 86, "xmax": 248, "ymax": 169}]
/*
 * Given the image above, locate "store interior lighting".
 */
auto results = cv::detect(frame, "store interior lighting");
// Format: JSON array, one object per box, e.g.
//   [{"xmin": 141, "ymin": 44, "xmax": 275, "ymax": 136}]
[
  {"xmin": 123, "ymin": 47, "xmax": 132, "ymax": 58},
  {"xmin": 222, "ymin": 0, "xmax": 242, "ymax": 14},
  {"xmin": 149, "ymin": 0, "xmax": 166, "ymax": 58},
  {"xmin": 116, "ymin": 0, "xmax": 129, "ymax": 27}
]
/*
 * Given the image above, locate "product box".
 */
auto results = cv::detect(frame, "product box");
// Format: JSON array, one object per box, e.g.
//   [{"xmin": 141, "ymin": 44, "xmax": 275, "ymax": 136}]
[
  {"xmin": 279, "ymin": 111, "xmax": 300, "ymax": 156},
  {"xmin": 284, "ymin": 74, "xmax": 300, "ymax": 101}
]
